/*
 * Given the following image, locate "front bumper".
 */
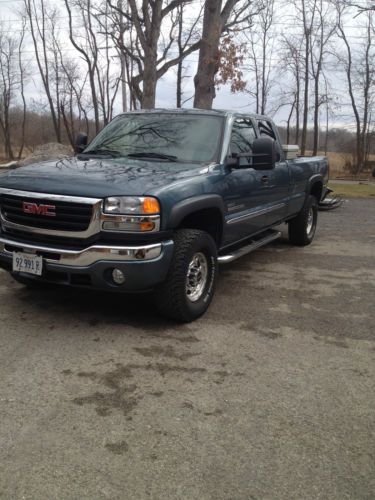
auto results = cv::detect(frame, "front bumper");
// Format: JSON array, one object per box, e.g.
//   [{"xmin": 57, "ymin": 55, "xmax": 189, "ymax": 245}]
[{"xmin": 0, "ymin": 236, "xmax": 174, "ymax": 291}]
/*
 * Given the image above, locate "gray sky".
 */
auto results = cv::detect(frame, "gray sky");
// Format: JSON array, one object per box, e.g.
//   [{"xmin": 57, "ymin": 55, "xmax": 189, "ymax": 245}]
[{"xmin": 0, "ymin": 0, "xmax": 373, "ymax": 133}]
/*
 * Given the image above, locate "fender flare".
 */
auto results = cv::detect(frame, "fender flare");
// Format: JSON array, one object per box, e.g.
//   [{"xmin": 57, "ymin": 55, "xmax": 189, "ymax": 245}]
[
  {"xmin": 306, "ymin": 174, "xmax": 324, "ymax": 201},
  {"xmin": 165, "ymin": 194, "xmax": 225, "ymax": 230}
]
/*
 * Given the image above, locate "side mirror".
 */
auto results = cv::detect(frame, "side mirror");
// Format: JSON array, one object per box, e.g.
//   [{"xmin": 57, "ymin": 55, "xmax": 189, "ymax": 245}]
[
  {"xmin": 226, "ymin": 154, "xmax": 239, "ymax": 168},
  {"xmin": 252, "ymin": 137, "xmax": 277, "ymax": 171},
  {"xmin": 74, "ymin": 132, "xmax": 88, "ymax": 154}
]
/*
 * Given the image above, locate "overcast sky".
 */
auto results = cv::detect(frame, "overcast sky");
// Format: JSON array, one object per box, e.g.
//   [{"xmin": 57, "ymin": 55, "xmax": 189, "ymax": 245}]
[{"xmin": 0, "ymin": 0, "xmax": 373, "ymax": 133}]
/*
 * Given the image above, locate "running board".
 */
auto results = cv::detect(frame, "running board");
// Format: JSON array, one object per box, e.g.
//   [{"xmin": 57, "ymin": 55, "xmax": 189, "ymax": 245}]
[{"xmin": 218, "ymin": 230, "xmax": 281, "ymax": 264}]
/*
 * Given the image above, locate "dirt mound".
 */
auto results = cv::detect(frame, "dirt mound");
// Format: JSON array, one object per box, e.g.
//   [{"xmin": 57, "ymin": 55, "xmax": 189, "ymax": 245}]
[{"xmin": 18, "ymin": 143, "xmax": 73, "ymax": 167}]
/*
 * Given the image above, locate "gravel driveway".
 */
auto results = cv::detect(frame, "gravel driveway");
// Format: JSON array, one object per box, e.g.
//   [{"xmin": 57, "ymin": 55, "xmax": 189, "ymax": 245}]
[{"xmin": 0, "ymin": 198, "xmax": 374, "ymax": 500}]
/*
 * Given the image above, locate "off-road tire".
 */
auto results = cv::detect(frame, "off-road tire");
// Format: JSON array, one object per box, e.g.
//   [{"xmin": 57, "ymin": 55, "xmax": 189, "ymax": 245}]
[
  {"xmin": 154, "ymin": 229, "xmax": 218, "ymax": 322},
  {"xmin": 288, "ymin": 195, "xmax": 318, "ymax": 246}
]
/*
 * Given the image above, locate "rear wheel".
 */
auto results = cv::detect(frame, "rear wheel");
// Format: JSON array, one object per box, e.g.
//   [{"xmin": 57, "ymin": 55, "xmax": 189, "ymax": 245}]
[
  {"xmin": 154, "ymin": 229, "xmax": 218, "ymax": 322},
  {"xmin": 288, "ymin": 195, "xmax": 318, "ymax": 246}
]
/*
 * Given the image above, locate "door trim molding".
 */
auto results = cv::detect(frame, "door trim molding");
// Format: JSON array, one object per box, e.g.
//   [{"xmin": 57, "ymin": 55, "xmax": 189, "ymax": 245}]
[{"xmin": 227, "ymin": 202, "xmax": 287, "ymax": 225}]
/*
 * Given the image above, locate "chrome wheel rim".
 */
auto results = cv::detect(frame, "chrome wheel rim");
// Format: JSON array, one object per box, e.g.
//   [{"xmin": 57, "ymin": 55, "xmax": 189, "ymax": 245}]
[
  {"xmin": 186, "ymin": 252, "xmax": 208, "ymax": 302},
  {"xmin": 306, "ymin": 207, "xmax": 314, "ymax": 235}
]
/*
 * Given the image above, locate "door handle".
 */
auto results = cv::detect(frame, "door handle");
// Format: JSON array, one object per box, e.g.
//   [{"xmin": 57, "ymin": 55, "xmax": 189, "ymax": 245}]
[{"xmin": 261, "ymin": 175, "xmax": 269, "ymax": 183}]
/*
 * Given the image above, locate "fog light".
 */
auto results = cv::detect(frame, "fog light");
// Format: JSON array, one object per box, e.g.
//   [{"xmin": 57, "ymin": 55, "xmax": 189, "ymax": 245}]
[{"xmin": 112, "ymin": 268, "xmax": 125, "ymax": 285}]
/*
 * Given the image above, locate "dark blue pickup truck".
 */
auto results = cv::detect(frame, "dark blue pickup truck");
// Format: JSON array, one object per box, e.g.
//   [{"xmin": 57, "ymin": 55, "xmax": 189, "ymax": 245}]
[{"xmin": 0, "ymin": 109, "xmax": 328, "ymax": 321}]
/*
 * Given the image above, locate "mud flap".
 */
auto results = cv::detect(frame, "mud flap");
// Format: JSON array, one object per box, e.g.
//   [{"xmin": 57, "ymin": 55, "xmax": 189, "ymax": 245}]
[{"xmin": 319, "ymin": 188, "xmax": 343, "ymax": 211}]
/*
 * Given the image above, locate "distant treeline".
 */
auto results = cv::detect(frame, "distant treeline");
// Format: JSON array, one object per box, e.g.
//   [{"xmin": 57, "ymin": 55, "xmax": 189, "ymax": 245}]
[
  {"xmin": 1, "ymin": 0, "xmax": 375, "ymax": 174},
  {"xmin": 1, "ymin": 108, "xmax": 372, "ymax": 164}
]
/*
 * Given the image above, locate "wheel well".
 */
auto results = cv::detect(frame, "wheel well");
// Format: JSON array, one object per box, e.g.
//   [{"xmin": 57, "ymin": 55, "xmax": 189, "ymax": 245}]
[
  {"xmin": 177, "ymin": 208, "xmax": 223, "ymax": 247},
  {"xmin": 310, "ymin": 181, "xmax": 323, "ymax": 202}
]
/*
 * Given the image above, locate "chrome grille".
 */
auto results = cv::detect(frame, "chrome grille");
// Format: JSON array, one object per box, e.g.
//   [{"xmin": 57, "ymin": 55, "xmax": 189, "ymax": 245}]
[
  {"xmin": 0, "ymin": 193, "xmax": 93, "ymax": 231},
  {"xmin": 0, "ymin": 189, "xmax": 102, "ymax": 239}
]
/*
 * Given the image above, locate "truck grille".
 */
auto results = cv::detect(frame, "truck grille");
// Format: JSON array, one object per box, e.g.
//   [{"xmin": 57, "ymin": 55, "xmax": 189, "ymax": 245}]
[{"xmin": 0, "ymin": 193, "xmax": 93, "ymax": 232}]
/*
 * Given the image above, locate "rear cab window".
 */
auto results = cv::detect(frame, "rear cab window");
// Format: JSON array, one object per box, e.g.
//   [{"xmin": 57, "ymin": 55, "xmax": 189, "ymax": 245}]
[
  {"xmin": 229, "ymin": 118, "xmax": 257, "ymax": 167},
  {"xmin": 256, "ymin": 119, "xmax": 282, "ymax": 160}
]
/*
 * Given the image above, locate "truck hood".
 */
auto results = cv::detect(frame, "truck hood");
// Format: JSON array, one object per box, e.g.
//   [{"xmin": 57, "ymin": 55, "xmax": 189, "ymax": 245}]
[{"xmin": 0, "ymin": 156, "xmax": 208, "ymax": 198}]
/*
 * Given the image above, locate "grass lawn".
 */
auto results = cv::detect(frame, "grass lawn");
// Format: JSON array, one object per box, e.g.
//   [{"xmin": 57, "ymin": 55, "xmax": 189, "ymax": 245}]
[{"xmin": 328, "ymin": 182, "xmax": 375, "ymax": 198}]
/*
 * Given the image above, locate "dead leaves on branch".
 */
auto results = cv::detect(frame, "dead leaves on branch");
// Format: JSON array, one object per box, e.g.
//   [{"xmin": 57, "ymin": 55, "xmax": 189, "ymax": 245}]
[{"xmin": 215, "ymin": 34, "xmax": 247, "ymax": 93}]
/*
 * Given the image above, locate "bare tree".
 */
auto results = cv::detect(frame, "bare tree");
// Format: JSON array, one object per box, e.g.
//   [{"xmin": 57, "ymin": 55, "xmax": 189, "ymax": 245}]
[
  {"xmin": 175, "ymin": 3, "xmax": 202, "ymax": 107},
  {"xmin": 117, "ymin": 0, "xmax": 128, "ymax": 112},
  {"xmin": 17, "ymin": 19, "xmax": 27, "ymax": 159},
  {"xmin": 0, "ymin": 33, "xmax": 17, "ymax": 159},
  {"xmin": 24, "ymin": 0, "xmax": 62, "ymax": 142},
  {"xmin": 333, "ymin": 0, "xmax": 375, "ymax": 172},
  {"xmin": 278, "ymin": 1, "xmax": 334, "ymax": 152},
  {"xmin": 344, "ymin": 1, "xmax": 375, "ymax": 16},
  {"xmin": 0, "ymin": 24, "xmax": 28, "ymax": 160},
  {"xmin": 296, "ymin": 0, "xmax": 318, "ymax": 155},
  {"xmin": 105, "ymin": 0, "xmax": 202, "ymax": 109},
  {"xmin": 310, "ymin": 0, "xmax": 336, "ymax": 155},
  {"xmin": 243, "ymin": 0, "xmax": 275, "ymax": 114},
  {"xmin": 99, "ymin": 0, "xmax": 137, "ymax": 110},
  {"xmin": 280, "ymin": 34, "xmax": 303, "ymax": 145},
  {"xmin": 63, "ymin": 0, "xmax": 101, "ymax": 134},
  {"xmin": 59, "ymin": 56, "xmax": 91, "ymax": 146},
  {"xmin": 96, "ymin": 1, "xmax": 121, "ymax": 124},
  {"xmin": 63, "ymin": 0, "xmax": 122, "ymax": 133}
]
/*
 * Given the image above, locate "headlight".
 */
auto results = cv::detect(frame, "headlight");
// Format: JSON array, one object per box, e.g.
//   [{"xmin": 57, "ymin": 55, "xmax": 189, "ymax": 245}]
[
  {"xmin": 102, "ymin": 196, "xmax": 160, "ymax": 232},
  {"xmin": 104, "ymin": 196, "xmax": 160, "ymax": 215}
]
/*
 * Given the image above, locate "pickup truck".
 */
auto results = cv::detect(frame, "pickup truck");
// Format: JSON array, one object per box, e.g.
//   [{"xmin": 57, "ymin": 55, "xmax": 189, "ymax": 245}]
[{"xmin": 0, "ymin": 109, "xmax": 329, "ymax": 322}]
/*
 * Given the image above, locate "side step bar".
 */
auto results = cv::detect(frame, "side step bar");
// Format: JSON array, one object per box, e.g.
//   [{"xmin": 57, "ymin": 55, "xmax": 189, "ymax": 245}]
[{"xmin": 218, "ymin": 230, "xmax": 281, "ymax": 264}]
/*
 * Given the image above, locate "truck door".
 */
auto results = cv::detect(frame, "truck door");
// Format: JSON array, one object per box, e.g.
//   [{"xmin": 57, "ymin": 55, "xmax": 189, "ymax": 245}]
[
  {"xmin": 254, "ymin": 118, "xmax": 290, "ymax": 226},
  {"xmin": 223, "ymin": 117, "xmax": 275, "ymax": 244}
]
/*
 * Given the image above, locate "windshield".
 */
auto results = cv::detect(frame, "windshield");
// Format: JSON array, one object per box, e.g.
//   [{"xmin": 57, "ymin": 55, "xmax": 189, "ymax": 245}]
[{"xmin": 83, "ymin": 113, "xmax": 224, "ymax": 163}]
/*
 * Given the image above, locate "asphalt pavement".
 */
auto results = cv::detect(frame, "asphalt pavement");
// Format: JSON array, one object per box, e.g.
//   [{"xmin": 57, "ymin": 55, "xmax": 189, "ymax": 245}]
[{"xmin": 0, "ymin": 198, "xmax": 374, "ymax": 500}]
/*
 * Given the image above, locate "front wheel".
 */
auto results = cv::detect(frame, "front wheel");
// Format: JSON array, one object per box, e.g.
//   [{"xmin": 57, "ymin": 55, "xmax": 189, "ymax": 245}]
[
  {"xmin": 154, "ymin": 229, "xmax": 218, "ymax": 322},
  {"xmin": 288, "ymin": 195, "xmax": 318, "ymax": 246}
]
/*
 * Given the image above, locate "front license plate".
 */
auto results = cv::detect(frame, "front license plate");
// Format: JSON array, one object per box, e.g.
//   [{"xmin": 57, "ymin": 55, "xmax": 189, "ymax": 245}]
[{"xmin": 13, "ymin": 252, "xmax": 43, "ymax": 276}]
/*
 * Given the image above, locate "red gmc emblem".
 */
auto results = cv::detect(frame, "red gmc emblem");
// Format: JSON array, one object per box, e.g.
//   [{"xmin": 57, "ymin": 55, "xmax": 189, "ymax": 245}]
[{"xmin": 22, "ymin": 201, "xmax": 56, "ymax": 217}]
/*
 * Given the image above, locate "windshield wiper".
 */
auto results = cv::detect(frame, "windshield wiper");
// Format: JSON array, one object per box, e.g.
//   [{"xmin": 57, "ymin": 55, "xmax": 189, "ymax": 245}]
[
  {"xmin": 79, "ymin": 148, "xmax": 121, "ymax": 158},
  {"xmin": 126, "ymin": 152, "xmax": 178, "ymax": 162}
]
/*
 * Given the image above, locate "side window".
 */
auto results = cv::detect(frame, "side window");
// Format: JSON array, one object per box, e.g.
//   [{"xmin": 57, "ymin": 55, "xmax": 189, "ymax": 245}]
[
  {"xmin": 229, "ymin": 118, "xmax": 256, "ymax": 166},
  {"xmin": 257, "ymin": 120, "xmax": 276, "ymax": 140},
  {"xmin": 257, "ymin": 119, "xmax": 281, "ymax": 161}
]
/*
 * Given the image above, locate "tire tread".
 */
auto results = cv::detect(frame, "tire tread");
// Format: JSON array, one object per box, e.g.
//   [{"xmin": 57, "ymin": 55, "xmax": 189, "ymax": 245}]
[
  {"xmin": 155, "ymin": 229, "xmax": 217, "ymax": 322},
  {"xmin": 288, "ymin": 195, "xmax": 318, "ymax": 246}
]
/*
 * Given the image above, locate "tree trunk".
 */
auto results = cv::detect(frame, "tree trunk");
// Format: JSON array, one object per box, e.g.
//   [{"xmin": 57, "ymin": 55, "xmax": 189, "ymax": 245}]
[
  {"xmin": 60, "ymin": 103, "xmax": 74, "ymax": 148},
  {"xmin": 295, "ymin": 65, "xmax": 300, "ymax": 145},
  {"xmin": 176, "ymin": 60, "xmax": 183, "ymax": 108},
  {"xmin": 142, "ymin": 51, "xmax": 158, "ymax": 108},
  {"xmin": 193, "ymin": 0, "xmax": 223, "ymax": 109},
  {"xmin": 261, "ymin": 31, "xmax": 267, "ymax": 114},
  {"xmin": 3, "ymin": 106, "xmax": 14, "ymax": 160},
  {"xmin": 312, "ymin": 65, "xmax": 320, "ymax": 156},
  {"xmin": 287, "ymin": 97, "xmax": 296, "ymax": 144},
  {"xmin": 176, "ymin": 7, "xmax": 184, "ymax": 108},
  {"xmin": 301, "ymin": 33, "xmax": 309, "ymax": 155}
]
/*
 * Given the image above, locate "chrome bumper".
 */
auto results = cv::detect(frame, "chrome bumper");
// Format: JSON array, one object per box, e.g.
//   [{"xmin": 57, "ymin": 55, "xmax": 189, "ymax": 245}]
[{"xmin": 0, "ymin": 236, "xmax": 168, "ymax": 267}]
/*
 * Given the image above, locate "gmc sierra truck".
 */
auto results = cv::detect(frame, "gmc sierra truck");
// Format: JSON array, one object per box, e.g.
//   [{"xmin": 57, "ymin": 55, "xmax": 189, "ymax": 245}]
[{"xmin": 0, "ymin": 109, "xmax": 328, "ymax": 321}]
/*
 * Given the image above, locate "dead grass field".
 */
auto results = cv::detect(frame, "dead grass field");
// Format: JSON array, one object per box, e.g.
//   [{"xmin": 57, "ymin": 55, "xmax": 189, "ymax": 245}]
[
  {"xmin": 309, "ymin": 151, "xmax": 375, "ymax": 179},
  {"xmin": 328, "ymin": 182, "xmax": 375, "ymax": 198}
]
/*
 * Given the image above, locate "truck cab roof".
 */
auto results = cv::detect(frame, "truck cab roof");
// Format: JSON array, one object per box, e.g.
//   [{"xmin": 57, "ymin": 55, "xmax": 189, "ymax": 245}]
[{"xmin": 116, "ymin": 108, "xmax": 273, "ymax": 122}]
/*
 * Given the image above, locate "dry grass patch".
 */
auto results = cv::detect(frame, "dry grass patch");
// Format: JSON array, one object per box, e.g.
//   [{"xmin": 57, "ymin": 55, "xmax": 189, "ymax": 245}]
[{"xmin": 328, "ymin": 182, "xmax": 375, "ymax": 198}]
